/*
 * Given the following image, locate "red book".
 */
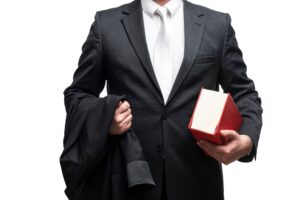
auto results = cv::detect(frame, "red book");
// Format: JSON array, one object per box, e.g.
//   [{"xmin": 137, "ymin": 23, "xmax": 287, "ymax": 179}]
[{"xmin": 188, "ymin": 88, "xmax": 242, "ymax": 144}]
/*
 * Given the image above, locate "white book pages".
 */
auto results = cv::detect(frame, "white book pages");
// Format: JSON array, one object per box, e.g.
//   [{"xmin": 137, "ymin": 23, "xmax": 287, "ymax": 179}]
[{"xmin": 191, "ymin": 89, "xmax": 228, "ymax": 134}]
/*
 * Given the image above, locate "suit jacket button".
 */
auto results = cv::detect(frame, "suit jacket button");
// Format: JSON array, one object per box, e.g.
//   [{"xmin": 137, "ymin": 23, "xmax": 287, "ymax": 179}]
[
  {"xmin": 155, "ymin": 144, "xmax": 163, "ymax": 153},
  {"xmin": 162, "ymin": 112, "xmax": 168, "ymax": 120}
]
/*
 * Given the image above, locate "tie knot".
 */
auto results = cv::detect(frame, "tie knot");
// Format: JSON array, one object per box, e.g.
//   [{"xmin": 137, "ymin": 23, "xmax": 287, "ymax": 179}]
[{"xmin": 155, "ymin": 7, "xmax": 169, "ymax": 19}]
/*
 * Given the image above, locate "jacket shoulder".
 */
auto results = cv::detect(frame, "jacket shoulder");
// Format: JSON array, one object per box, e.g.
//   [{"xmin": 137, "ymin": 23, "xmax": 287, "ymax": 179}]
[
  {"xmin": 185, "ymin": 1, "xmax": 229, "ymax": 24},
  {"xmin": 94, "ymin": 0, "xmax": 136, "ymax": 21}
]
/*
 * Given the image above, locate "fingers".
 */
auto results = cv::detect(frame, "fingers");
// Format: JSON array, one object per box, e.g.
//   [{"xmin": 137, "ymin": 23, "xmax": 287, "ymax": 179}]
[
  {"xmin": 197, "ymin": 141, "xmax": 223, "ymax": 163},
  {"xmin": 109, "ymin": 101, "xmax": 133, "ymax": 135},
  {"xmin": 197, "ymin": 139, "xmax": 237, "ymax": 165},
  {"xmin": 116, "ymin": 101, "xmax": 131, "ymax": 114},
  {"xmin": 197, "ymin": 140, "xmax": 228, "ymax": 155},
  {"xmin": 116, "ymin": 108, "xmax": 131, "ymax": 123},
  {"xmin": 120, "ymin": 111, "xmax": 133, "ymax": 127},
  {"xmin": 116, "ymin": 119, "xmax": 132, "ymax": 134},
  {"xmin": 115, "ymin": 101, "xmax": 131, "ymax": 123},
  {"xmin": 123, "ymin": 121, "xmax": 132, "ymax": 132}
]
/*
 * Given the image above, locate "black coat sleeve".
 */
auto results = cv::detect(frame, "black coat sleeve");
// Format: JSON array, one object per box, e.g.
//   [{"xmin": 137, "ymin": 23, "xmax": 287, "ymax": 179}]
[{"xmin": 218, "ymin": 14, "xmax": 263, "ymax": 162}]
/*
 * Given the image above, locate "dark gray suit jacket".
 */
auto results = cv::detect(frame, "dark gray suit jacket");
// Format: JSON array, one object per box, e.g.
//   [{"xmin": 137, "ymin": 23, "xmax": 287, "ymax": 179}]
[{"xmin": 63, "ymin": 0, "xmax": 263, "ymax": 199}]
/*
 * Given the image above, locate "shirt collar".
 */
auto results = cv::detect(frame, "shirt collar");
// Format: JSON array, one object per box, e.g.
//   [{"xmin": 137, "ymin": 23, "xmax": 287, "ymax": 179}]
[{"xmin": 141, "ymin": 0, "xmax": 183, "ymax": 18}]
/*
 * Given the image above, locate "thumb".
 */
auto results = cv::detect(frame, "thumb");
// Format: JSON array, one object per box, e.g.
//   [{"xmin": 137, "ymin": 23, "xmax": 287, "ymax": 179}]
[{"xmin": 220, "ymin": 130, "xmax": 239, "ymax": 142}]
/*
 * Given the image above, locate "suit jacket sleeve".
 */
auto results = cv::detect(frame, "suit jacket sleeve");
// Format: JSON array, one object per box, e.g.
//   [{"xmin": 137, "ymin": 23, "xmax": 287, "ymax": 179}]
[
  {"xmin": 218, "ymin": 14, "xmax": 263, "ymax": 162},
  {"xmin": 64, "ymin": 12, "xmax": 105, "ymax": 101}
]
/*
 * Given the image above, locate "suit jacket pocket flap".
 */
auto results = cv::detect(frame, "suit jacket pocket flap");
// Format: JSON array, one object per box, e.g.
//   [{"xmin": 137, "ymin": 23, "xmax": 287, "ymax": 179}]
[{"xmin": 194, "ymin": 56, "xmax": 218, "ymax": 64}]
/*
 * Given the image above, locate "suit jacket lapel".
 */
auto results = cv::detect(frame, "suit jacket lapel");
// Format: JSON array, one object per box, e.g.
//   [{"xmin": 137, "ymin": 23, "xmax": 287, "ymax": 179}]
[
  {"xmin": 121, "ymin": 0, "xmax": 164, "ymax": 105},
  {"xmin": 166, "ymin": 0, "xmax": 206, "ymax": 106}
]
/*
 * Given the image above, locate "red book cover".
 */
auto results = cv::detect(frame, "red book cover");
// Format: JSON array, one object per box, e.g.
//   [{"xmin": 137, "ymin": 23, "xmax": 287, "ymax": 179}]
[{"xmin": 188, "ymin": 88, "xmax": 242, "ymax": 144}]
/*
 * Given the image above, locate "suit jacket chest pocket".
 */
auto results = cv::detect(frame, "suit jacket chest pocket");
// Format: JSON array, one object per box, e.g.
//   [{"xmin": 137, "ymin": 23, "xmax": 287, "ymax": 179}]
[
  {"xmin": 194, "ymin": 55, "xmax": 218, "ymax": 65},
  {"xmin": 191, "ymin": 55, "xmax": 219, "ymax": 75}
]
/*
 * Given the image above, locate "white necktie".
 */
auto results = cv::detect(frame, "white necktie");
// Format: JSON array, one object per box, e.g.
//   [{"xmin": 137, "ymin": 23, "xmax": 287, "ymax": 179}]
[{"xmin": 153, "ymin": 7, "xmax": 173, "ymax": 104}]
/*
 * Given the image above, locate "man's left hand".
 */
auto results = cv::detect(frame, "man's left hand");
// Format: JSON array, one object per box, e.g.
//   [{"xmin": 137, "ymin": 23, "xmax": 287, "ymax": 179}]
[{"xmin": 197, "ymin": 130, "xmax": 253, "ymax": 165}]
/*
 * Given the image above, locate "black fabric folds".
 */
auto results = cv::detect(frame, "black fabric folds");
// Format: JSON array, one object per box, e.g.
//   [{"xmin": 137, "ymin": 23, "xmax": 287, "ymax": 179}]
[{"xmin": 60, "ymin": 93, "xmax": 155, "ymax": 200}]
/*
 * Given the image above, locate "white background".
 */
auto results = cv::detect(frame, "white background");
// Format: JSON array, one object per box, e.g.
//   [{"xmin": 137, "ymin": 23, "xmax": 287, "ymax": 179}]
[{"xmin": 0, "ymin": 0, "xmax": 299, "ymax": 199}]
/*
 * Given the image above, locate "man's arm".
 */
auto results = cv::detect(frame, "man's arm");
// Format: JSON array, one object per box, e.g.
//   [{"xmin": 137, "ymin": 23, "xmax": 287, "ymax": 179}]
[
  {"xmin": 64, "ymin": 12, "xmax": 105, "ymax": 109},
  {"xmin": 197, "ymin": 14, "xmax": 263, "ymax": 164},
  {"xmin": 64, "ymin": 12, "xmax": 131, "ymax": 137}
]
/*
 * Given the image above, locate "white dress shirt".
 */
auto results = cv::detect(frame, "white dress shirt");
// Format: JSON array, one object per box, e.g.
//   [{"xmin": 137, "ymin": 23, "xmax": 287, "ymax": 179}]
[{"xmin": 141, "ymin": 0, "xmax": 185, "ymax": 100}]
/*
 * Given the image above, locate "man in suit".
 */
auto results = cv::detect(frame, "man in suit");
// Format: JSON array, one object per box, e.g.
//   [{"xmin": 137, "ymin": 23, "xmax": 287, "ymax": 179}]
[{"xmin": 63, "ymin": 0, "xmax": 263, "ymax": 199}]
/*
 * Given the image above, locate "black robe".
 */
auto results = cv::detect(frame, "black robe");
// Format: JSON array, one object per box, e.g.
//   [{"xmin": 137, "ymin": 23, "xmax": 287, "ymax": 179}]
[{"xmin": 60, "ymin": 92, "xmax": 155, "ymax": 200}]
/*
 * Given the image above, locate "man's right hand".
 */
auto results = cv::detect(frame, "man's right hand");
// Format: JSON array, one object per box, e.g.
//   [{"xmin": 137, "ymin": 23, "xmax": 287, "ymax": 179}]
[{"xmin": 109, "ymin": 101, "xmax": 132, "ymax": 135}]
